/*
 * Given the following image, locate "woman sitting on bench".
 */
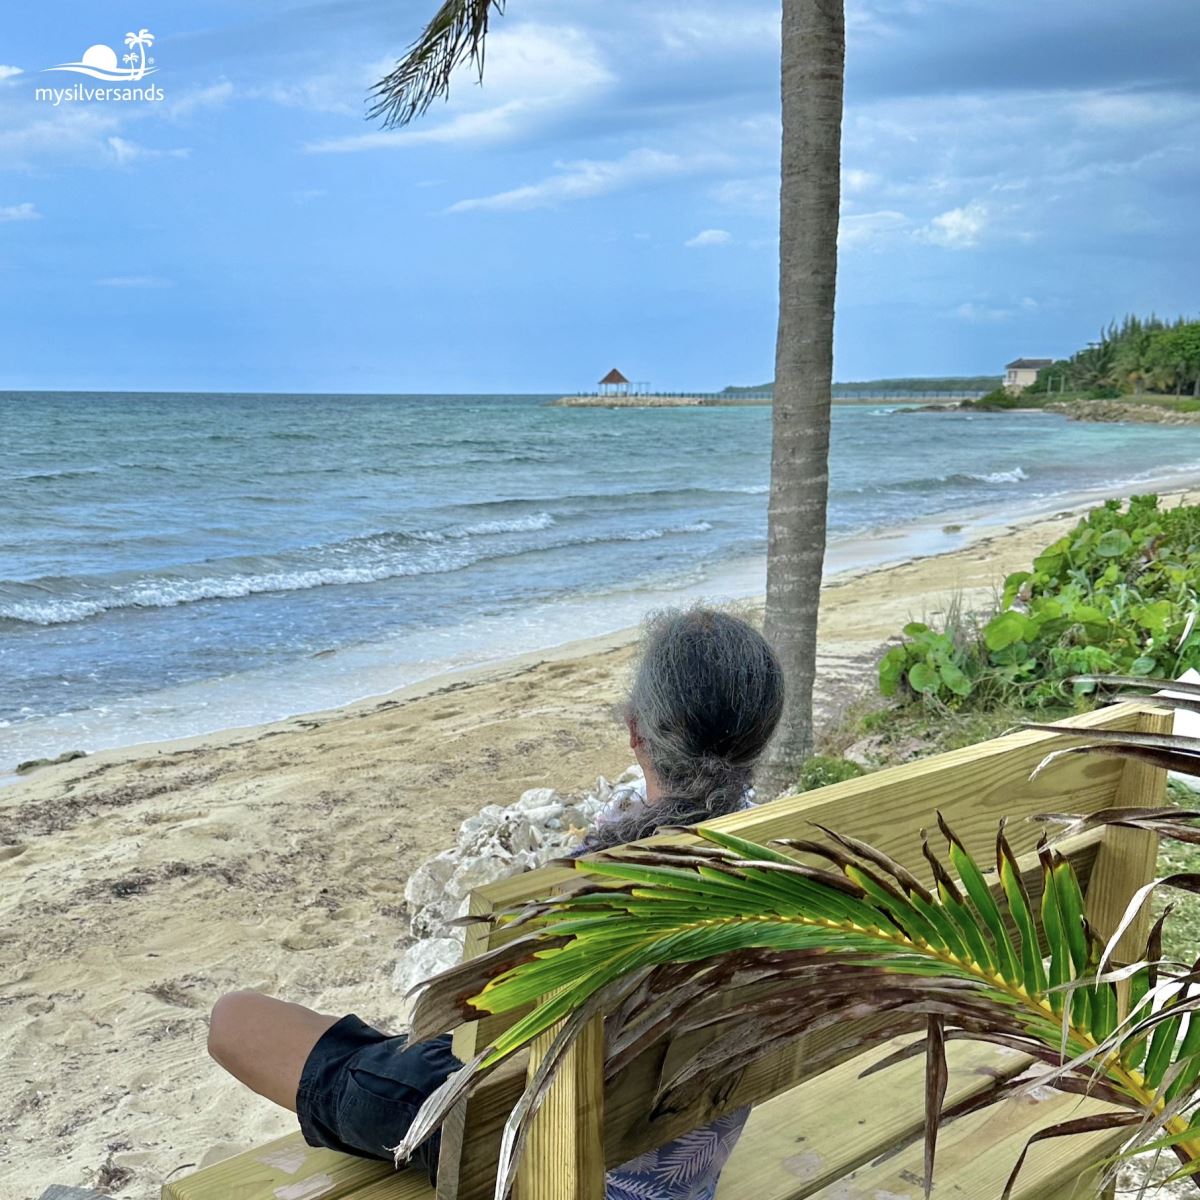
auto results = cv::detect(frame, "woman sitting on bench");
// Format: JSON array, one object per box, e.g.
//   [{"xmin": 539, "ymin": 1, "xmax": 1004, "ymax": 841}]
[{"xmin": 208, "ymin": 607, "xmax": 784, "ymax": 1196}]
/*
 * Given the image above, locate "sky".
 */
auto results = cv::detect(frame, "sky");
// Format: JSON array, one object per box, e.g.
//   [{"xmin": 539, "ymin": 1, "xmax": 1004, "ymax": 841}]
[{"xmin": 0, "ymin": 1, "xmax": 1196, "ymax": 394}]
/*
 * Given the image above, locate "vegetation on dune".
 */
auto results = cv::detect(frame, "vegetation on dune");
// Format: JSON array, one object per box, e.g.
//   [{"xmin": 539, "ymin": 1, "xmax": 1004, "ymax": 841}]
[
  {"xmin": 723, "ymin": 375, "xmax": 1003, "ymax": 397},
  {"xmin": 879, "ymin": 496, "xmax": 1200, "ymax": 710},
  {"xmin": 1025, "ymin": 315, "xmax": 1200, "ymax": 401}
]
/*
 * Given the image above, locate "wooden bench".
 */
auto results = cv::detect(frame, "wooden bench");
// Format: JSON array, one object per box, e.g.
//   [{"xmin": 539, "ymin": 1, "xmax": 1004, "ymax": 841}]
[{"xmin": 165, "ymin": 700, "xmax": 1170, "ymax": 1200}]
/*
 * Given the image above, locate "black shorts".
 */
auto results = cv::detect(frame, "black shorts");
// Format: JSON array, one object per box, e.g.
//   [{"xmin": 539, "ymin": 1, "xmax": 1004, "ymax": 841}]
[{"xmin": 296, "ymin": 1013, "xmax": 459, "ymax": 1184}]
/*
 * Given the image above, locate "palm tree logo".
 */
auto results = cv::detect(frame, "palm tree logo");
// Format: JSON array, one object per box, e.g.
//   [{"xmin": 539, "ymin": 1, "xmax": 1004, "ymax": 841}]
[
  {"xmin": 122, "ymin": 29, "xmax": 155, "ymax": 81},
  {"xmin": 46, "ymin": 29, "xmax": 159, "ymax": 82}
]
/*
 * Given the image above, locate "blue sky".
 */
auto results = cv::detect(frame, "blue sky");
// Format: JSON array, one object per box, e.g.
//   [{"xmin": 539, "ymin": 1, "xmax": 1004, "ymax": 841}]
[{"xmin": 0, "ymin": 1, "xmax": 1196, "ymax": 393}]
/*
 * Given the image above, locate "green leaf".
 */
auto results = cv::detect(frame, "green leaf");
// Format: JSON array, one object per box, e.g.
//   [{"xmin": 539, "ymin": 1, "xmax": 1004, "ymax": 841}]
[
  {"xmin": 984, "ymin": 610, "xmax": 1032, "ymax": 652},
  {"xmin": 1096, "ymin": 529, "xmax": 1134, "ymax": 557},
  {"xmin": 939, "ymin": 661, "xmax": 972, "ymax": 698},
  {"xmin": 879, "ymin": 646, "xmax": 907, "ymax": 697},
  {"xmin": 908, "ymin": 662, "xmax": 940, "ymax": 695}
]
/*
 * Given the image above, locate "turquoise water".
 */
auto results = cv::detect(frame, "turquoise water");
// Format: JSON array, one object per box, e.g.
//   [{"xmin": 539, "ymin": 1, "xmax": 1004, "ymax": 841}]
[{"xmin": 4, "ymin": 391, "xmax": 1200, "ymax": 766}]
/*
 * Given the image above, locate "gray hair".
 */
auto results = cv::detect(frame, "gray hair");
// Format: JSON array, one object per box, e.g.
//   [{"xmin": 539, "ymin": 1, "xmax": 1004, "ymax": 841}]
[{"xmin": 588, "ymin": 607, "xmax": 784, "ymax": 849}]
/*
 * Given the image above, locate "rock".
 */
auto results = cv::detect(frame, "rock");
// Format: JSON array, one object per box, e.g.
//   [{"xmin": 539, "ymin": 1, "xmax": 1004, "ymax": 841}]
[
  {"xmin": 516, "ymin": 787, "xmax": 560, "ymax": 811},
  {"xmin": 616, "ymin": 764, "xmax": 644, "ymax": 785},
  {"xmin": 39, "ymin": 1189, "xmax": 114, "ymax": 1200},
  {"xmin": 404, "ymin": 851, "xmax": 458, "ymax": 937},
  {"xmin": 393, "ymin": 770, "xmax": 626, "ymax": 995},
  {"xmin": 844, "ymin": 734, "xmax": 927, "ymax": 767},
  {"xmin": 392, "ymin": 936, "xmax": 465, "ymax": 997},
  {"xmin": 841, "ymin": 736, "xmax": 883, "ymax": 767},
  {"xmin": 449, "ymin": 850, "xmax": 518, "ymax": 898},
  {"xmin": 16, "ymin": 749, "xmax": 88, "ymax": 775}
]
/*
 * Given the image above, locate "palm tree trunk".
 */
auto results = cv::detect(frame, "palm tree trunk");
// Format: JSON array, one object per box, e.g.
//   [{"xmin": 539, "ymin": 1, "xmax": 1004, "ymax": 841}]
[{"xmin": 759, "ymin": 0, "xmax": 845, "ymax": 797}]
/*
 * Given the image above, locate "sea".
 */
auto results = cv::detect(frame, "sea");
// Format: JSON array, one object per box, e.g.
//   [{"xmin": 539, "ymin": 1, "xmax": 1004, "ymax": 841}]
[{"xmin": 4, "ymin": 390, "xmax": 1200, "ymax": 771}]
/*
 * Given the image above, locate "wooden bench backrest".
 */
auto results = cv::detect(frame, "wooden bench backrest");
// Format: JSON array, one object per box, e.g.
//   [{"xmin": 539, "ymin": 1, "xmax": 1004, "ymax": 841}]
[{"xmin": 436, "ymin": 701, "xmax": 1171, "ymax": 1200}]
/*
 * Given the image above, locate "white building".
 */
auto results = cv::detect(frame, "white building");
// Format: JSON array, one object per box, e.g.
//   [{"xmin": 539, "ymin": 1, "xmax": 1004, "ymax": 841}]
[{"xmin": 1004, "ymin": 357, "xmax": 1054, "ymax": 392}]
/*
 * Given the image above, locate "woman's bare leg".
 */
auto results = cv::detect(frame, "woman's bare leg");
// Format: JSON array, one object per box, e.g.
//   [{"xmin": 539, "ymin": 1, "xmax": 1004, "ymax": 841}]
[{"xmin": 208, "ymin": 990, "xmax": 339, "ymax": 1111}]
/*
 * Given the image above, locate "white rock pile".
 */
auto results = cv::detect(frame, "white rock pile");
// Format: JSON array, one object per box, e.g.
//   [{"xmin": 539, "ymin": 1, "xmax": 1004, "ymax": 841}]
[{"xmin": 391, "ymin": 765, "xmax": 643, "ymax": 997}]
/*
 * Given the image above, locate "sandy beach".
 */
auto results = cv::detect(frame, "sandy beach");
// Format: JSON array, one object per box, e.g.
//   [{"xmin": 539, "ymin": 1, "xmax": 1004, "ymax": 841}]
[{"xmin": 3, "ymin": 490, "xmax": 1197, "ymax": 1200}]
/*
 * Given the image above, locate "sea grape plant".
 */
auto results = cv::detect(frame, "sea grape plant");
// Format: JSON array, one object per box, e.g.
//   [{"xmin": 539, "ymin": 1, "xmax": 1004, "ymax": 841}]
[
  {"xmin": 394, "ymin": 683, "xmax": 1200, "ymax": 1199},
  {"xmin": 881, "ymin": 496, "xmax": 1200, "ymax": 707}
]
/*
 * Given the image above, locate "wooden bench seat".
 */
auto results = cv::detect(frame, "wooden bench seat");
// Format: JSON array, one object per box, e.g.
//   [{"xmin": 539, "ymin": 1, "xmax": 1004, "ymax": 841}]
[{"xmin": 166, "ymin": 702, "xmax": 1167, "ymax": 1200}]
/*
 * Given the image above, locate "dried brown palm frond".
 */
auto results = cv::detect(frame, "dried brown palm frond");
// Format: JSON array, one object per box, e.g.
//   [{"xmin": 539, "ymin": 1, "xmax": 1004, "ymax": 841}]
[
  {"xmin": 389, "ymin": 808, "xmax": 1200, "ymax": 1199},
  {"xmin": 369, "ymin": 0, "xmax": 503, "ymax": 128}
]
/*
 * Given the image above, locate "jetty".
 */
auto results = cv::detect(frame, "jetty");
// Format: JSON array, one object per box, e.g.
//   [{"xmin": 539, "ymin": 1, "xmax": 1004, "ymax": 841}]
[
  {"xmin": 554, "ymin": 368, "xmax": 991, "ymax": 407},
  {"xmin": 554, "ymin": 393, "xmax": 770, "ymax": 407}
]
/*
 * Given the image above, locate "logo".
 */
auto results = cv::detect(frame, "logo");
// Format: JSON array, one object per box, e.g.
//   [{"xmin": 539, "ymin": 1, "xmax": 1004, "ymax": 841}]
[
  {"xmin": 36, "ymin": 29, "xmax": 164, "ymax": 105},
  {"xmin": 47, "ymin": 29, "xmax": 157, "ymax": 82}
]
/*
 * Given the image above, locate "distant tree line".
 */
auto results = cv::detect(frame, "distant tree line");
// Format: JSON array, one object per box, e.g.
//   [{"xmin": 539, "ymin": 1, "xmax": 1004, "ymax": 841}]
[
  {"xmin": 721, "ymin": 375, "xmax": 1002, "ymax": 397},
  {"xmin": 1027, "ymin": 314, "xmax": 1200, "ymax": 399}
]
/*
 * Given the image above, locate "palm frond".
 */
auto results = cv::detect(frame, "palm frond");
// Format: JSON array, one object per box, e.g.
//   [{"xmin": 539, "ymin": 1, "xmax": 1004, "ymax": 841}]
[
  {"xmin": 369, "ymin": 0, "xmax": 503, "ymax": 128},
  {"xmin": 396, "ymin": 814, "xmax": 1200, "ymax": 1199}
]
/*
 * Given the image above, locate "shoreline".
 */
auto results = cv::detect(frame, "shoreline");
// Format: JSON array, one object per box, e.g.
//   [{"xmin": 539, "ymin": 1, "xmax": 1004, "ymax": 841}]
[
  {"xmin": 4, "ymin": 481, "xmax": 1200, "ymax": 1197},
  {"xmin": 10, "ymin": 466, "xmax": 1200, "ymax": 782}
]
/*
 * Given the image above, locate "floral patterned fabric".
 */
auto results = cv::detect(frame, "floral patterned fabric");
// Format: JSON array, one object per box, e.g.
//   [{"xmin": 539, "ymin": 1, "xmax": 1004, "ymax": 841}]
[{"xmin": 582, "ymin": 779, "xmax": 754, "ymax": 1199}]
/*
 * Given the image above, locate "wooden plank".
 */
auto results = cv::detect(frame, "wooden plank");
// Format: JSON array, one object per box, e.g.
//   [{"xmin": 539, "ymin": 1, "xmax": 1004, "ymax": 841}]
[
  {"xmin": 160, "ymin": 1133, "xmax": 417, "ymax": 1200},
  {"xmin": 516, "ymin": 1015, "xmax": 606, "ymax": 1200},
  {"xmin": 804, "ymin": 1088, "xmax": 1120, "ymax": 1200},
  {"xmin": 440, "ymin": 703, "xmax": 1160, "ymax": 1200},
  {"xmin": 715, "ymin": 1037, "xmax": 1033, "ymax": 1199},
  {"xmin": 441, "ymin": 831, "xmax": 1105, "ymax": 1200},
  {"xmin": 1084, "ymin": 705, "xmax": 1172, "ymax": 961},
  {"xmin": 436, "ymin": 883, "xmax": 500, "ymax": 1200}
]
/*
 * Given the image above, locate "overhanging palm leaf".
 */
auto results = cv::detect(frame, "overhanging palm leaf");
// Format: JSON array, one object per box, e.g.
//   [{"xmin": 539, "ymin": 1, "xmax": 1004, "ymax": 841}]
[
  {"xmin": 396, "ymin": 811, "xmax": 1200, "ymax": 1199},
  {"xmin": 370, "ymin": 0, "xmax": 503, "ymax": 128}
]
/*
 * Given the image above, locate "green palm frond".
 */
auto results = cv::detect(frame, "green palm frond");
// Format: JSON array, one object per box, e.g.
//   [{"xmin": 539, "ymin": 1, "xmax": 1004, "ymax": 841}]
[
  {"xmin": 396, "ymin": 810, "xmax": 1200, "ymax": 1199},
  {"xmin": 369, "ymin": 0, "xmax": 503, "ymax": 128}
]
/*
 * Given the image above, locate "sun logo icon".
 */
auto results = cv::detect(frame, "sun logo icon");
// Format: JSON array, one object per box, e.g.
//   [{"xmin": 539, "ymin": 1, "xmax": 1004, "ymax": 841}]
[{"xmin": 46, "ymin": 29, "xmax": 157, "ymax": 82}]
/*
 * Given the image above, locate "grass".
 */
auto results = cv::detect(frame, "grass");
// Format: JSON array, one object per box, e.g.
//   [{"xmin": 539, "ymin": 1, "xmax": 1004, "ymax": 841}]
[{"xmin": 1155, "ymin": 776, "xmax": 1200, "ymax": 962}]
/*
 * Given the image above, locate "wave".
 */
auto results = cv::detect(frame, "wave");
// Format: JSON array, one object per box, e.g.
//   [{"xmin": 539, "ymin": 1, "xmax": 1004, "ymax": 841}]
[
  {"xmin": 965, "ymin": 467, "xmax": 1028, "ymax": 484},
  {"xmin": 833, "ymin": 466, "xmax": 1032, "ymax": 498},
  {"xmin": 9, "ymin": 468, "xmax": 106, "ymax": 483},
  {"xmin": 0, "ymin": 517, "xmax": 715, "ymax": 628}
]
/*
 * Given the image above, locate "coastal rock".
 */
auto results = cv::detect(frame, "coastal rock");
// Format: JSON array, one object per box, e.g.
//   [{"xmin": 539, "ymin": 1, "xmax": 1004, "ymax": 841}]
[
  {"xmin": 391, "ymin": 936, "xmax": 464, "ymax": 998},
  {"xmin": 391, "ymin": 765, "xmax": 640, "ymax": 995},
  {"xmin": 1047, "ymin": 399, "xmax": 1200, "ymax": 426},
  {"xmin": 516, "ymin": 787, "xmax": 560, "ymax": 811},
  {"xmin": 16, "ymin": 749, "xmax": 88, "ymax": 776}
]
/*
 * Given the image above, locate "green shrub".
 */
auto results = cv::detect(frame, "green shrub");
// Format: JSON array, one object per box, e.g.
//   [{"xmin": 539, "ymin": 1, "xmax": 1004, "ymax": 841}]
[
  {"xmin": 796, "ymin": 755, "xmax": 865, "ymax": 791},
  {"xmin": 880, "ymin": 495, "xmax": 1200, "ymax": 710}
]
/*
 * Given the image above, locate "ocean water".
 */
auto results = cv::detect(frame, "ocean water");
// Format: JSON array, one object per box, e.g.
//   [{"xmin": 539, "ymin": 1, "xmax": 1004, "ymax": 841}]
[{"xmin": 4, "ymin": 390, "xmax": 1200, "ymax": 768}]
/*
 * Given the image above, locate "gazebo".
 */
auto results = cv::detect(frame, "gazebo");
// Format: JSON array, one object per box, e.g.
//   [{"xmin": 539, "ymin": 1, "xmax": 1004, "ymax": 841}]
[{"xmin": 598, "ymin": 368, "xmax": 630, "ymax": 397}]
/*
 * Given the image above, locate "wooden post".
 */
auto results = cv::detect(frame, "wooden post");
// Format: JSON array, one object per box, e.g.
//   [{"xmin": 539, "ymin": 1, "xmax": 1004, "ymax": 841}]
[
  {"xmin": 1084, "ymin": 706, "xmax": 1172, "ymax": 982},
  {"xmin": 515, "ymin": 1015, "xmax": 606, "ymax": 1200}
]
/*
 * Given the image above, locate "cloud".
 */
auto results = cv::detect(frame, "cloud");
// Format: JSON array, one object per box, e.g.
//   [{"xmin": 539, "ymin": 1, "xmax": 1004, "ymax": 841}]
[
  {"xmin": 838, "ymin": 209, "xmax": 909, "ymax": 249},
  {"xmin": 0, "ymin": 108, "xmax": 121, "ymax": 170},
  {"xmin": 0, "ymin": 66, "xmax": 22, "ymax": 82},
  {"xmin": 450, "ymin": 147, "xmax": 732, "ymax": 212},
  {"xmin": 167, "ymin": 81, "xmax": 235, "ymax": 119},
  {"xmin": 710, "ymin": 176, "xmax": 777, "ymax": 215},
  {"xmin": 843, "ymin": 168, "xmax": 880, "ymax": 194},
  {"xmin": 685, "ymin": 228, "xmax": 732, "ymax": 247},
  {"xmin": 308, "ymin": 25, "xmax": 612, "ymax": 153},
  {"xmin": 0, "ymin": 202, "xmax": 40, "ymax": 222},
  {"xmin": 917, "ymin": 202, "xmax": 989, "ymax": 248},
  {"xmin": 107, "ymin": 136, "xmax": 191, "ymax": 165},
  {"xmin": 650, "ymin": 8, "xmax": 779, "ymax": 55},
  {"xmin": 954, "ymin": 301, "xmax": 1015, "ymax": 323},
  {"xmin": 95, "ymin": 276, "xmax": 172, "ymax": 288}
]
